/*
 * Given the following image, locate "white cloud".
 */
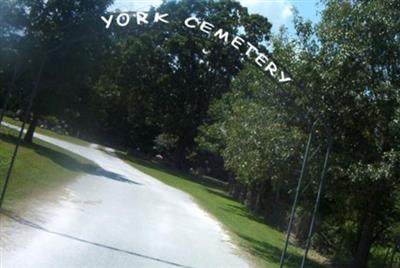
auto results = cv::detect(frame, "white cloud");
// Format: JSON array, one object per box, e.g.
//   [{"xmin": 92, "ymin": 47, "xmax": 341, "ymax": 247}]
[
  {"xmin": 239, "ymin": 0, "xmax": 293, "ymax": 30},
  {"xmin": 281, "ymin": 4, "xmax": 293, "ymax": 19}
]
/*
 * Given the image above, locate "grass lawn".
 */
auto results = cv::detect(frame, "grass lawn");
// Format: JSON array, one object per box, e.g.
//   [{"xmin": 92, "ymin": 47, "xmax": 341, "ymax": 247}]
[
  {"xmin": 118, "ymin": 154, "xmax": 329, "ymax": 268},
  {"xmin": 0, "ymin": 126, "xmax": 96, "ymax": 210}
]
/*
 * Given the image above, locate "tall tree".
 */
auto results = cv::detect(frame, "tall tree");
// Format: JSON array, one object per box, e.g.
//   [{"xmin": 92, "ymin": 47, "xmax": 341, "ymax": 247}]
[
  {"xmin": 316, "ymin": 1, "xmax": 400, "ymax": 266},
  {"xmin": 7, "ymin": 0, "xmax": 113, "ymax": 143},
  {"xmin": 94, "ymin": 0, "xmax": 272, "ymax": 164},
  {"xmin": 197, "ymin": 1, "xmax": 400, "ymax": 267}
]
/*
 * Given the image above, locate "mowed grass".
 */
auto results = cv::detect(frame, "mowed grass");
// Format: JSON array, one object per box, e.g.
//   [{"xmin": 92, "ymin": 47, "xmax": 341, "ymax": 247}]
[
  {"xmin": 0, "ymin": 126, "xmax": 96, "ymax": 210},
  {"xmin": 119, "ymin": 154, "xmax": 329, "ymax": 268}
]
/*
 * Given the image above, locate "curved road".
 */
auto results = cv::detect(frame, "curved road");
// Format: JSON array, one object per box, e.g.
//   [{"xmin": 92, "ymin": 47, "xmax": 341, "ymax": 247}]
[{"xmin": 0, "ymin": 123, "xmax": 249, "ymax": 268}]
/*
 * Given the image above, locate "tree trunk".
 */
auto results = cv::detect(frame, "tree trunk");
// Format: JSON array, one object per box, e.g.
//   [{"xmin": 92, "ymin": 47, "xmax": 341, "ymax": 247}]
[
  {"xmin": 240, "ymin": 185, "xmax": 247, "ymax": 203},
  {"xmin": 245, "ymin": 184, "xmax": 254, "ymax": 209},
  {"xmin": 253, "ymin": 182, "xmax": 265, "ymax": 213},
  {"xmin": 24, "ymin": 113, "xmax": 38, "ymax": 143},
  {"xmin": 245, "ymin": 183, "xmax": 262, "ymax": 211},
  {"xmin": 351, "ymin": 212, "xmax": 375, "ymax": 268},
  {"xmin": 228, "ymin": 176, "xmax": 238, "ymax": 197}
]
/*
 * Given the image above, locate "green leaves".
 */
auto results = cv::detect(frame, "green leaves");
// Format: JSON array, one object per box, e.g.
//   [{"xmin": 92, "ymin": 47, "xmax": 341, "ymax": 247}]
[
  {"xmin": 198, "ymin": 0, "xmax": 400, "ymax": 261},
  {"xmin": 198, "ymin": 65, "xmax": 304, "ymax": 186}
]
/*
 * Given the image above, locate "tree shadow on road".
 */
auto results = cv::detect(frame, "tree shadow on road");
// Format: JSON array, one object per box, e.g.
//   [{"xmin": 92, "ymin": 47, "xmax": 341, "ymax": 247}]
[
  {"xmin": 0, "ymin": 132, "xmax": 142, "ymax": 185},
  {"xmin": 0, "ymin": 209, "xmax": 191, "ymax": 268}
]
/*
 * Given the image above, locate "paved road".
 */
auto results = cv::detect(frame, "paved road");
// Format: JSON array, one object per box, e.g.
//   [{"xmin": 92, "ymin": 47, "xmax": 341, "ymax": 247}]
[{"xmin": 0, "ymin": 123, "xmax": 249, "ymax": 268}]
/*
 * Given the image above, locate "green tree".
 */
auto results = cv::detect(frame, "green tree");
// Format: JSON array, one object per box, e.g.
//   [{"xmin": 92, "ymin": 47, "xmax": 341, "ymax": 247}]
[
  {"xmin": 197, "ymin": 65, "xmax": 306, "ymax": 212},
  {"xmin": 94, "ymin": 0, "xmax": 272, "ymax": 164},
  {"xmin": 6, "ymin": 0, "xmax": 113, "ymax": 143},
  {"xmin": 314, "ymin": 1, "xmax": 400, "ymax": 266},
  {"xmin": 198, "ymin": 1, "xmax": 400, "ymax": 267}
]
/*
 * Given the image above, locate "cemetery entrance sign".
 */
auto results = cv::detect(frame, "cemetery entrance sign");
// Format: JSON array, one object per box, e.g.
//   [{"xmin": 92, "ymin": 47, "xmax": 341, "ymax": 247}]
[{"xmin": 101, "ymin": 12, "xmax": 292, "ymax": 84}]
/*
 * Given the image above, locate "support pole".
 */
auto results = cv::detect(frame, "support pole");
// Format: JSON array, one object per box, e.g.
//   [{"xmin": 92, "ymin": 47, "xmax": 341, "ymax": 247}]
[
  {"xmin": 300, "ymin": 136, "xmax": 332, "ymax": 268},
  {"xmin": 0, "ymin": 58, "xmax": 45, "ymax": 209},
  {"xmin": 279, "ymin": 125, "xmax": 314, "ymax": 268}
]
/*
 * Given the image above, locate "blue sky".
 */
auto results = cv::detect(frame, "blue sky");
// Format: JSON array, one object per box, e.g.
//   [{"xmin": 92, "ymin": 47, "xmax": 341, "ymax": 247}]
[{"xmin": 111, "ymin": 0, "xmax": 322, "ymax": 33}]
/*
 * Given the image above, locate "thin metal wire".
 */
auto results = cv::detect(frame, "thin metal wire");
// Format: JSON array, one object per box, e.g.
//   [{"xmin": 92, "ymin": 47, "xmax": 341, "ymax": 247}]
[
  {"xmin": 279, "ymin": 121, "xmax": 316, "ymax": 268},
  {"xmin": 300, "ymin": 133, "xmax": 332, "ymax": 268}
]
